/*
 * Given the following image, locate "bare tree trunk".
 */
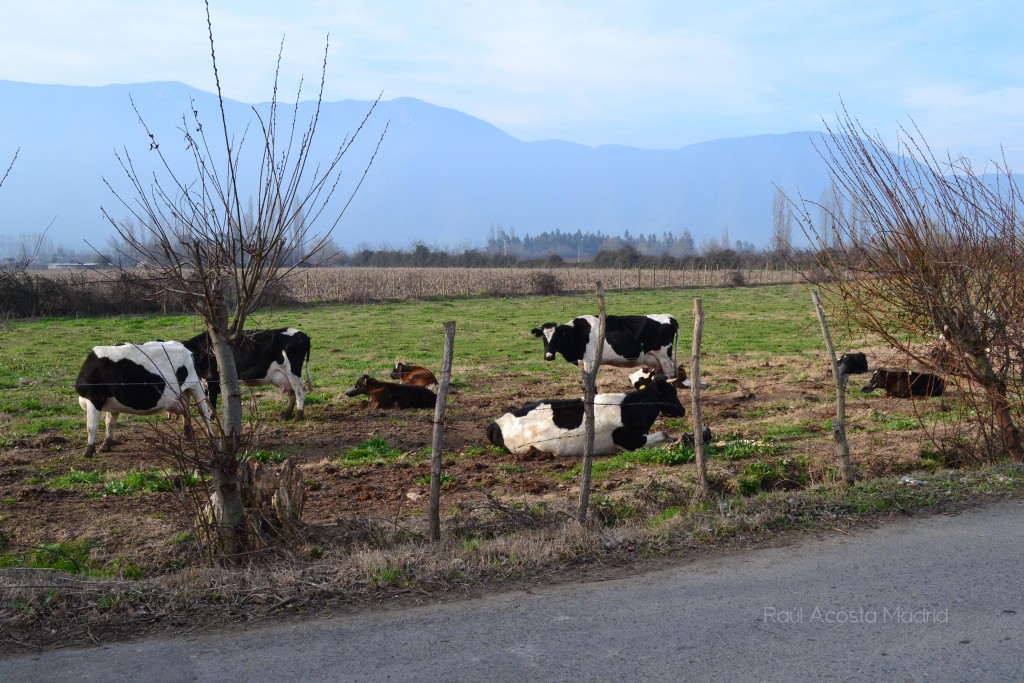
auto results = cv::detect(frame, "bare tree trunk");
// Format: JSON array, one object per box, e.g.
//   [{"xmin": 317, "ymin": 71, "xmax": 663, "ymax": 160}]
[
  {"xmin": 206, "ymin": 306, "xmax": 247, "ymax": 555},
  {"xmin": 691, "ymin": 297, "xmax": 709, "ymax": 496},
  {"xmin": 429, "ymin": 321, "xmax": 457, "ymax": 542},
  {"xmin": 811, "ymin": 290, "xmax": 856, "ymax": 484},
  {"xmin": 968, "ymin": 354, "xmax": 1024, "ymax": 463},
  {"xmin": 578, "ymin": 282, "xmax": 606, "ymax": 524}
]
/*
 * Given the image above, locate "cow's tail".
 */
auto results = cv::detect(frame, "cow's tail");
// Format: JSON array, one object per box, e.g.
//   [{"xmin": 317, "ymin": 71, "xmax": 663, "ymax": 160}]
[
  {"xmin": 672, "ymin": 319, "xmax": 680, "ymax": 380},
  {"xmin": 303, "ymin": 343, "xmax": 313, "ymax": 392}
]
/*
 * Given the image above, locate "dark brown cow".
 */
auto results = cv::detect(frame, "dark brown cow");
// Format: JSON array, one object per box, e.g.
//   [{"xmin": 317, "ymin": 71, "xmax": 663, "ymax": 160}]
[
  {"xmin": 837, "ymin": 352, "xmax": 869, "ymax": 375},
  {"xmin": 389, "ymin": 362, "xmax": 439, "ymax": 388},
  {"xmin": 345, "ymin": 375, "xmax": 437, "ymax": 409},
  {"xmin": 862, "ymin": 368, "xmax": 945, "ymax": 398}
]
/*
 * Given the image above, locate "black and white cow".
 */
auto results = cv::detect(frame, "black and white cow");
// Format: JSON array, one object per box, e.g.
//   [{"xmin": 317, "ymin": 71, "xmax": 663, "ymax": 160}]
[
  {"xmin": 74, "ymin": 341, "xmax": 213, "ymax": 457},
  {"xmin": 182, "ymin": 328, "xmax": 312, "ymax": 419},
  {"xmin": 486, "ymin": 375, "xmax": 686, "ymax": 457},
  {"xmin": 531, "ymin": 314, "xmax": 679, "ymax": 378}
]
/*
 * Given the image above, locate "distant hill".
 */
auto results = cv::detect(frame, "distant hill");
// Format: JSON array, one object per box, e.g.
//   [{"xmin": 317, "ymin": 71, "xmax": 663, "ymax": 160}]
[{"xmin": 0, "ymin": 80, "xmax": 837, "ymax": 251}]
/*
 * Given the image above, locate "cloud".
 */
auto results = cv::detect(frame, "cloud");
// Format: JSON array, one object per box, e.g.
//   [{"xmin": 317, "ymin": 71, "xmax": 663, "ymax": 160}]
[{"xmin": 1, "ymin": 0, "xmax": 1023, "ymax": 167}]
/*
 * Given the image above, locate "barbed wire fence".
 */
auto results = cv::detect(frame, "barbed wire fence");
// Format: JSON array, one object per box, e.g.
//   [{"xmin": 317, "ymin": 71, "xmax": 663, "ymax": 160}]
[{"xmin": 50, "ymin": 297, "xmax": 956, "ymax": 542}]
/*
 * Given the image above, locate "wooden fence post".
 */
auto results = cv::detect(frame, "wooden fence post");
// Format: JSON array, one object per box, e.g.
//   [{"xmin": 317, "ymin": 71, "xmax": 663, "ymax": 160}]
[
  {"xmin": 810, "ymin": 290, "xmax": 855, "ymax": 485},
  {"xmin": 691, "ymin": 297, "xmax": 709, "ymax": 496},
  {"xmin": 578, "ymin": 282, "xmax": 606, "ymax": 524},
  {"xmin": 428, "ymin": 321, "xmax": 457, "ymax": 541}
]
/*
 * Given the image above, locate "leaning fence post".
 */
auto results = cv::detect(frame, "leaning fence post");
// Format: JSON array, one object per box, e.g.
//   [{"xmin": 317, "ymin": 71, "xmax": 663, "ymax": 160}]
[
  {"xmin": 810, "ymin": 290, "xmax": 855, "ymax": 485},
  {"xmin": 691, "ymin": 297, "xmax": 709, "ymax": 496},
  {"xmin": 578, "ymin": 282, "xmax": 606, "ymax": 524},
  {"xmin": 429, "ymin": 321, "xmax": 457, "ymax": 541}
]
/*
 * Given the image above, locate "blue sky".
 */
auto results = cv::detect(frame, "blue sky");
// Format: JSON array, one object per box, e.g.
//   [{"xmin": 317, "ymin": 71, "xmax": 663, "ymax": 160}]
[{"xmin": 2, "ymin": 0, "xmax": 1023, "ymax": 169}]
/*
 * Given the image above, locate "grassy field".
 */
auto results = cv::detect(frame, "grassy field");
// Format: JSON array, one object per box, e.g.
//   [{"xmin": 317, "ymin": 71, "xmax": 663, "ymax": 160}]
[{"xmin": 0, "ymin": 284, "xmax": 827, "ymax": 444}]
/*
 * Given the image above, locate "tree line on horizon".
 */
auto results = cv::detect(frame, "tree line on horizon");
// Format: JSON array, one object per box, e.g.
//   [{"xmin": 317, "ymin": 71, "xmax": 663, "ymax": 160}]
[{"xmin": 4, "ymin": 222, "xmax": 789, "ymax": 272}]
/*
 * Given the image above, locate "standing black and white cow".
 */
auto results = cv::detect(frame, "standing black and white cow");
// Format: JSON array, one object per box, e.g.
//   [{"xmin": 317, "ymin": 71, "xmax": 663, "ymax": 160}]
[
  {"xmin": 531, "ymin": 314, "xmax": 679, "ymax": 378},
  {"xmin": 486, "ymin": 375, "xmax": 686, "ymax": 457},
  {"xmin": 74, "ymin": 341, "xmax": 213, "ymax": 457},
  {"xmin": 182, "ymin": 328, "xmax": 312, "ymax": 419}
]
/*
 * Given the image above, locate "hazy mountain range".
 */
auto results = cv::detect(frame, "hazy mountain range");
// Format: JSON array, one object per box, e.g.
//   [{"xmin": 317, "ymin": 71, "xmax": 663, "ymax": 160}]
[{"xmin": 0, "ymin": 80, "xmax": 838, "ymax": 252}]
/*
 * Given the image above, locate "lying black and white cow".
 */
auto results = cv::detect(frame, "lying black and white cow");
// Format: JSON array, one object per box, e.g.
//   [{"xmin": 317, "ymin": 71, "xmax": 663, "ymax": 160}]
[
  {"xmin": 486, "ymin": 375, "xmax": 685, "ymax": 457},
  {"xmin": 182, "ymin": 328, "xmax": 312, "ymax": 419},
  {"xmin": 531, "ymin": 314, "xmax": 678, "ymax": 378},
  {"xmin": 74, "ymin": 341, "xmax": 213, "ymax": 457}
]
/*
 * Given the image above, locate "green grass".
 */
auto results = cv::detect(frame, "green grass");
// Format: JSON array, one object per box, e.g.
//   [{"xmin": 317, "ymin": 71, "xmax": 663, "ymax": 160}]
[
  {"xmin": 0, "ymin": 541, "xmax": 93, "ymax": 575},
  {"xmin": 338, "ymin": 438, "xmax": 403, "ymax": 463},
  {"xmin": 49, "ymin": 469, "xmax": 104, "ymax": 489},
  {"xmin": 762, "ymin": 422, "xmax": 820, "ymax": 441},
  {"xmin": 101, "ymin": 469, "xmax": 199, "ymax": 495},
  {"xmin": 417, "ymin": 472, "xmax": 453, "ymax": 487},
  {"xmin": 865, "ymin": 409, "xmax": 920, "ymax": 431},
  {"xmin": 737, "ymin": 457, "xmax": 810, "ymax": 495},
  {"xmin": 249, "ymin": 449, "xmax": 289, "ymax": 464},
  {"xmin": 0, "ymin": 540, "xmax": 143, "ymax": 578},
  {"xmin": 711, "ymin": 439, "xmax": 786, "ymax": 461},
  {"xmin": 0, "ymin": 285, "xmax": 821, "ymax": 439},
  {"xmin": 25, "ymin": 467, "xmax": 200, "ymax": 493},
  {"xmin": 560, "ymin": 439, "xmax": 788, "ymax": 481}
]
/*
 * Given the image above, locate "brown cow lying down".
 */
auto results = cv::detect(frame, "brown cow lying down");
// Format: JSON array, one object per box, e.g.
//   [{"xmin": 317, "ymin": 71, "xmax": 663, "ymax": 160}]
[
  {"xmin": 346, "ymin": 375, "xmax": 437, "ymax": 409},
  {"xmin": 389, "ymin": 362, "xmax": 439, "ymax": 388},
  {"xmin": 862, "ymin": 368, "xmax": 945, "ymax": 398}
]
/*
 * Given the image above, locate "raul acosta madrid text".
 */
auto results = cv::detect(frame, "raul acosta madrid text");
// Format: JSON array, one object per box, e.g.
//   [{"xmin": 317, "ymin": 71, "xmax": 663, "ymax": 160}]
[{"xmin": 763, "ymin": 605, "xmax": 949, "ymax": 625}]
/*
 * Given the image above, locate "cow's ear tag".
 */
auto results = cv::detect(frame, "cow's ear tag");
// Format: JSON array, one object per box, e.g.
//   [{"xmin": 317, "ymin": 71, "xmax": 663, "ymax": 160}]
[{"xmin": 637, "ymin": 383, "xmax": 647, "ymax": 390}]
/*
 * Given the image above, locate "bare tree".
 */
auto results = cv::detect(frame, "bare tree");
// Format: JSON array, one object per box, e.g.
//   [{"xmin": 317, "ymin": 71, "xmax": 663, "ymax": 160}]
[
  {"xmin": 0, "ymin": 150, "xmax": 50, "ymax": 280},
  {"xmin": 796, "ymin": 107, "xmax": 1024, "ymax": 463},
  {"xmin": 771, "ymin": 186, "xmax": 793, "ymax": 256},
  {"xmin": 102, "ymin": 1, "xmax": 386, "ymax": 556},
  {"xmin": 818, "ymin": 181, "xmax": 846, "ymax": 249}
]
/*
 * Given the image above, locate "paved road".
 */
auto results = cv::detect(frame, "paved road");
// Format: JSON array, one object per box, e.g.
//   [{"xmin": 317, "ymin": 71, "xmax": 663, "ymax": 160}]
[{"xmin": 4, "ymin": 500, "xmax": 1023, "ymax": 682}]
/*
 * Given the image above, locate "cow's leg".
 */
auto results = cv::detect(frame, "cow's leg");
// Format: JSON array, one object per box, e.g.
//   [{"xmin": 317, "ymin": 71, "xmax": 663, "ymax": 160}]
[
  {"xmin": 80, "ymin": 397, "xmax": 99, "ymax": 457},
  {"xmin": 653, "ymin": 351, "xmax": 676, "ymax": 380},
  {"xmin": 99, "ymin": 411, "xmax": 119, "ymax": 452},
  {"xmin": 189, "ymin": 386, "xmax": 214, "ymax": 437},
  {"xmin": 610, "ymin": 427, "xmax": 649, "ymax": 451},
  {"xmin": 293, "ymin": 377, "xmax": 306, "ymax": 420},
  {"xmin": 280, "ymin": 387, "xmax": 297, "ymax": 420},
  {"xmin": 177, "ymin": 397, "xmax": 195, "ymax": 439},
  {"xmin": 643, "ymin": 431, "xmax": 670, "ymax": 447}
]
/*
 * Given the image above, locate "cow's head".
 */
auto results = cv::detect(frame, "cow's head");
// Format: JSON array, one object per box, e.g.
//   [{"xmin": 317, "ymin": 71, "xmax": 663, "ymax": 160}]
[
  {"xmin": 861, "ymin": 369, "xmax": 885, "ymax": 393},
  {"xmin": 390, "ymin": 362, "xmax": 411, "ymax": 380},
  {"xmin": 530, "ymin": 323, "xmax": 561, "ymax": 361},
  {"xmin": 345, "ymin": 374, "xmax": 372, "ymax": 397},
  {"xmin": 641, "ymin": 375, "xmax": 686, "ymax": 417}
]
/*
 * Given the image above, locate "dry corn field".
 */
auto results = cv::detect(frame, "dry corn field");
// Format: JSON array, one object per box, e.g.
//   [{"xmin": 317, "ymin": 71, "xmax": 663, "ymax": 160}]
[{"xmin": 284, "ymin": 266, "xmax": 801, "ymax": 302}]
